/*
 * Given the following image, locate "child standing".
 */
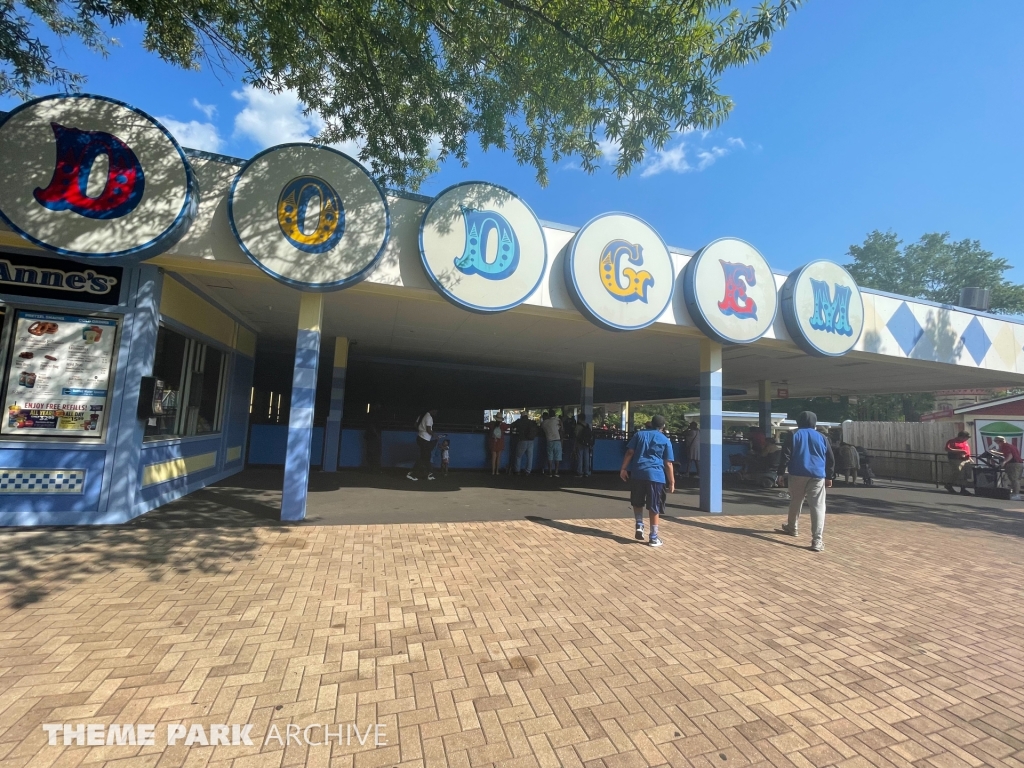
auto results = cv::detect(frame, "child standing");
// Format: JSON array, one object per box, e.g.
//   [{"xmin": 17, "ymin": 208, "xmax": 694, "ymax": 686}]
[{"xmin": 440, "ymin": 438, "xmax": 450, "ymax": 476}]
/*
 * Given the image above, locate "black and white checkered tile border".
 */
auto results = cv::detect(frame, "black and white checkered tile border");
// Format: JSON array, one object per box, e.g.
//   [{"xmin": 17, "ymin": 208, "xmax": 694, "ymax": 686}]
[{"xmin": 0, "ymin": 469, "xmax": 86, "ymax": 494}]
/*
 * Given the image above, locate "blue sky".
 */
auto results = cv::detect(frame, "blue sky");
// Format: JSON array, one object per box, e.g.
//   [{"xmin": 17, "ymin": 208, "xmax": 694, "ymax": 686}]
[{"xmin": 3, "ymin": 0, "xmax": 1022, "ymax": 275}]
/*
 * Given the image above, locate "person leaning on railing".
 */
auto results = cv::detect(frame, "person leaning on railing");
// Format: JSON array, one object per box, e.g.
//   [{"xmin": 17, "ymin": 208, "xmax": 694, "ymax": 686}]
[
  {"xmin": 944, "ymin": 431, "xmax": 974, "ymax": 496},
  {"xmin": 992, "ymin": 436, "xmax": 1023, "ymax": 501}
]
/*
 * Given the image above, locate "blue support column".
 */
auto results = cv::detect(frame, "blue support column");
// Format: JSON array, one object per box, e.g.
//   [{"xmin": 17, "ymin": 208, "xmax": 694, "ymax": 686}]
[
  {"xmin": 580, "ymin": 362, "xmax": 594, "ymax": 424},
  {"xmin": 103, "ymin": 264, "xmax": 162, "ymax": 522},
  {"xmin": 700, "ymin": 339, "xmax": 723, "ymax": 513},
  {"xmin": 758, "ymin": 379, "xmax": 772, "ymax": 437},
  {"xmin": 321, "ymin": 337, "xmax": 349, "ymax": 472},
  {"xmin": 281, "ymin": 293, "xmax": 324, "ymax": 521}
]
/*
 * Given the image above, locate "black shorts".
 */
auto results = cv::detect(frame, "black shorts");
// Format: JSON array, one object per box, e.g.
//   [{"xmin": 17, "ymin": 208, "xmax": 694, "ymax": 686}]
[{"xmin": 630, "ymin": 480, "xmax": 666, "ymax": 515}]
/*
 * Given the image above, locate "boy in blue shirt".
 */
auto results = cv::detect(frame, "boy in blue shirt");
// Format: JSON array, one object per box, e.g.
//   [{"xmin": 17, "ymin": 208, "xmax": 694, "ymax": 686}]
[
  {"xmin": 779, "ymin": 411, "xmax": 834, "ymax": 552},
  {"xmin": 619, "ymin": 414, "xmax": 675, "ymax": 547}
]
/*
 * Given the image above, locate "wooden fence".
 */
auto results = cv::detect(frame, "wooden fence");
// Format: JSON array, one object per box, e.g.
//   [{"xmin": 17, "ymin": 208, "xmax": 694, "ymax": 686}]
[{"xmin": 841, "ymin": 421, "xmax": 957, "ymax": 454}]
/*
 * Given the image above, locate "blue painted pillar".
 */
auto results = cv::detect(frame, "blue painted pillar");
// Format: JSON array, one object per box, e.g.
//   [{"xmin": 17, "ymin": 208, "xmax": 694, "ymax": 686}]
[
  {"xmin": 321, "ymin": 337, "xmax": 349, "ymax": 472},
  {"xmin": 580, "ymin": 362, "xmax": 594, "ymax": 424},
  {"xmin": 104, "ymin": 264, "xmax": 162, "ymax": 521},
  {"xmin": 700, "ymin": 339, "xmax": 723, "ymax": 513},
  {"xmin": 281, "ymin": 293, "xmax": 324, "ymax": 521},
  {"xmin": 758, "ymin": 379, "xmax": 772, "ymax": 437}
]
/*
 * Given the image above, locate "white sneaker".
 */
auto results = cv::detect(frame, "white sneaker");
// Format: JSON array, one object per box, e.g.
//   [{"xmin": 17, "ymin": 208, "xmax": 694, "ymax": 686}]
[
  {"xmin": 406, "ymin": 473, "xmax": 418, "ymax": 481},
  {"xmin": 1011, "ymin": 494, "xmax": 1022, "ymax": 501},
  {"xmin": 811, "ymin": 539, "xmax": 824, "ymax": 553}
]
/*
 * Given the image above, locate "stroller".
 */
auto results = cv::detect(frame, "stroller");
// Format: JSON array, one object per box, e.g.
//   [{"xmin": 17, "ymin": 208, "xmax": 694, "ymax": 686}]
[
  {"xmin": 856, "ymin": 445, "xmax": 875, "ymax": 486},
  {"xmin": 736, "ymin": 448, "xmax": 782, "ymax": 489}
]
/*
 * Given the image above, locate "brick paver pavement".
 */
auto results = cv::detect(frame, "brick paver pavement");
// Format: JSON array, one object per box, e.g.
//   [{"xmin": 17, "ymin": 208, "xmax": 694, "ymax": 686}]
[{"xmin": 1, "ymin": 507, "xmax": 1023, "ymax": 768}]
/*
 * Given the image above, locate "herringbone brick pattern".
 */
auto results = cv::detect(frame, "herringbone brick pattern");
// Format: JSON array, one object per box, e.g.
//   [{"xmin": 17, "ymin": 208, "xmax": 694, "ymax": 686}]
[{"xmin": 1, "ymin": 509, "xmax": 1023, "ymax": 767}]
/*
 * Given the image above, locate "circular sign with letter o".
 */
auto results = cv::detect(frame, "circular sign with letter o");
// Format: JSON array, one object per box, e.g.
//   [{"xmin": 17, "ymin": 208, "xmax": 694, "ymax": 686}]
[
  {"xmin": 780, "ymin": 260, "xmax": 864, "ymax": 356},
  {"xmin": 229, "ymin": 144, "xmax": 390, "ymax": 291},
  {"xmin": 682, "ymin": 238, "xmax": 778, "ymax": 344},
  {"xmin": 0, "ymin": 93, "xmax": 197, "ymax": 260},
  {"xmin": 419, "ymin": 181, "xmax": 547, "ymax": 312},
  {"xmin": 564, "ymin": 212, "xmax": 674, "ymax": 331}
]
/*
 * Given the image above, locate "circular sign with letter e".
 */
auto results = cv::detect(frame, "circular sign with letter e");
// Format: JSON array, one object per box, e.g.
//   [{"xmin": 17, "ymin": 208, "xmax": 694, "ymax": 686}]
[
  {"xmin": 564, "ymin": 212, "xmax": 674, "ymax": 331},
  {"xmin": 780, "ymin": 260, "xmax": 864, "ymax": 356},
  {"xmin": 682, "ymin": 238, "xmax": 778, "ymax": 344},
  {"xmin": 229, "ymin": 144, "xmax": 390, "ymax": 291},
  {"xmin": 419, "ymin": 181, "xmax": 547, "ymax": 312},
  {"xmin": 0, "ymin": 93, "xmax": 197, "ymax": 260}
]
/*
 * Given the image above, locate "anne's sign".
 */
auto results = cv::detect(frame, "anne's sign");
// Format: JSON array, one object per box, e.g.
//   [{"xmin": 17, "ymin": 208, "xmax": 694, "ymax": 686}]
[{"xmin": 0, "ymin": 252, "xmax": 122, "ymax": 304}]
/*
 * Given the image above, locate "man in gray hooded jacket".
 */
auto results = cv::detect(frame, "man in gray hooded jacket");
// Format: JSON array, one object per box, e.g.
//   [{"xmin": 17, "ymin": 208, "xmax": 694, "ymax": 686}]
[{"xmin": 779, "ymin": 411, "xmax": 835, "ymax": 552}]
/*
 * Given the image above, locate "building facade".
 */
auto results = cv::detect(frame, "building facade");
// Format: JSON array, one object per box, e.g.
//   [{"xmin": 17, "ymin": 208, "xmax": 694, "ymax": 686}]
[{"xmin": 2, "ymin": 93, "xmax": 1024, "ymax": 526}]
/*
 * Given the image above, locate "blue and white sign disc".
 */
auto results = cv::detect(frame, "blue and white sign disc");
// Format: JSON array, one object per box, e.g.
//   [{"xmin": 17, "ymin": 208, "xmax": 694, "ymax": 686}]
[{"xmin": 228, "ymin": 144, "xmax": 389, "ymax": 291}]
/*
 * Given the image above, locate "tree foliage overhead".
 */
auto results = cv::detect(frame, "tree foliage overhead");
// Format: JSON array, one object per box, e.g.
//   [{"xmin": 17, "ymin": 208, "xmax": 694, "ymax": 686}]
[
  {"xmin": 0, "ymin": 0, "xmax": 799, "ymax": 187},
  {"xmin": 845, "ymin": 230, "xmax": 1024, "ymax": 315}
]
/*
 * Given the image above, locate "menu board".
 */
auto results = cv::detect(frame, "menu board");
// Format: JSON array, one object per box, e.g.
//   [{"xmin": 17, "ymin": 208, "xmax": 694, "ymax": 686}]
[{"xmin": 3, "ymin": 311, "xmax": 118, "ymax": 437}]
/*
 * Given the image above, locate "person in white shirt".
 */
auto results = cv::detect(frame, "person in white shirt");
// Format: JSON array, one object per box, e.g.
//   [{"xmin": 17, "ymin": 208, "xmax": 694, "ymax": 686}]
[
  {"xmin": 408, "ymin": 409, "xmax": 437, "ymax": 481},
  {"xmin": 541, "ymin": 412, "xmax": 563, "ymax": 477}
]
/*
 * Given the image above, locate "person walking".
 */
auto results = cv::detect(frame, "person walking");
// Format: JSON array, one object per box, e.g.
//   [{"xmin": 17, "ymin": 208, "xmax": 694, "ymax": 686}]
[
  {"xmin": 576, "ymin": 417, "xmax": 594, "ymax": 477},
  {"xmin": 513, "ymin": 412, "xmax": 538, "ymax": 474},
  {"xmin": 619, "ymin": 414, "xmax": 675, "ymax": 547},
  {"xmin": 779, "ymin": 411, "xmax": 834, "ymax": 552},
  {"xmin": 408, "ymin": 409, "xmax": 437, "ymax": 481},
  {"xmin": 993, "ymin": 436, "xmax": 1023, "ymax": 501},
  {"xmin": 541, "ymin": 411, "xmax": 563, "ymax": 477},
  {"xmin": 944, "ymin": 431, "xmax": 973, "ymax": 495}
]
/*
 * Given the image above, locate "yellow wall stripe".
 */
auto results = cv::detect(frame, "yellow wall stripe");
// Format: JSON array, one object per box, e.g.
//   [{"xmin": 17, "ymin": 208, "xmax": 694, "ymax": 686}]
[
  {"xmin": 297, "ymin": 292, "xmax": 324, "ymax": 333},
  {"xmin": 142, "ymin": 451, "xmax": 217, "ymax": 487},
  {"xmin": 234, "ymin": 325, "xmax": 256, "ymax": 357},
  {"xmin": 160, "ymin": 278, "xmax": 235, "ymax": 347},
  {"xmin": 226, "ymin": 446, "xmax": 242, "ymax": 462}
]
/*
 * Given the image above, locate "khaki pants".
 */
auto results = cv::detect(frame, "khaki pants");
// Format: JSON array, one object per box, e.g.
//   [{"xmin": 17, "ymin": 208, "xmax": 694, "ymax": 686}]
[
  {"xmin": 947, "ymin": 459, "xmax": 972, "ymax": 487},
  {"xmin": 788, "ymin": 475, "xmax": 826, "ymax": 542},
  {"xmin": 1006, "ymin": 463, "xmax": 1023, "ymax": 496}
]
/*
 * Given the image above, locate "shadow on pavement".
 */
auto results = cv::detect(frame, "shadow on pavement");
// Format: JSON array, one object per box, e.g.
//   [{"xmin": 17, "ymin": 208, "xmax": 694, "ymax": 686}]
[
  {"xmin": 662, "ymin": 516, "xmax": 808, "ymax": 549},
  {"xmin": 0, "ymin": 494, "xmax": 276, "ymax": 610},
  {"xmin": 525, "ymin": 515, "xmax": 637, "ymax": 545}
]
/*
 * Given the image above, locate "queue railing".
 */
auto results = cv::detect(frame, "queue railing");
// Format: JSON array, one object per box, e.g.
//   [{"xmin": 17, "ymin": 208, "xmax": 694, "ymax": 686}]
[{"xmin": 861, "ymin": 448, "xmax": 953, "ymax": 487}]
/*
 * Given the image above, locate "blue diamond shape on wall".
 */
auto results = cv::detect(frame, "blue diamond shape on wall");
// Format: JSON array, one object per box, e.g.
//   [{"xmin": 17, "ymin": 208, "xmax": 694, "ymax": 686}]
[
  {"xmin": 886, "ymin": 302, "xmax": 923, "ymax": 355},
  {"xmin": 960, "ymin": 316, "xmax": 991, "ymax": 365}
]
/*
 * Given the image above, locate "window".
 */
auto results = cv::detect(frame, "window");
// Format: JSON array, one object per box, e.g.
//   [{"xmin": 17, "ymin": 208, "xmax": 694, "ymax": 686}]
[{"xmin": 144, "ymin": 325, "xmax": 229, "ymax": 440}]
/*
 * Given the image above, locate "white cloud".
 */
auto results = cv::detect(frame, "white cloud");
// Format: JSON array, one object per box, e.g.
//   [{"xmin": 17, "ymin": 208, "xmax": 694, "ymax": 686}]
[
  {"xmin": 232, "ymin": 86, "xmax": 321, "ymax": 147},
  {"xmin": 641, "ymin": 144, "xmax": 691, "ymax": 177},
  {"xmin": 231, "ymin": 86, "xmax": 367, "ymax": 161},
  {"xmin": 158, "ymin": 117, "xmax": 223, "ymax": 153},
  {"xmin": 192, "ymin": 99, "xmax": 217, "ymax": 120},
  {"xmin": 597, "ymin": 136, "xmax": 621, "ymax": 162},
  {"xmin": 640, "ymin": 132, "xmax": 744, "ymax": 177},
  {"xmin": 695, "ymin": 146, "xmax": 729, "ymax": 171}
]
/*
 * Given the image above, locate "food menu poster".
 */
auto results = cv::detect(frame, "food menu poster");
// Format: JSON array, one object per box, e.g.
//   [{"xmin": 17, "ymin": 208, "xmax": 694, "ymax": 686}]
[{"xmin": 3, "ymin": 311, "xmax": 118, "ymax": 437}]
